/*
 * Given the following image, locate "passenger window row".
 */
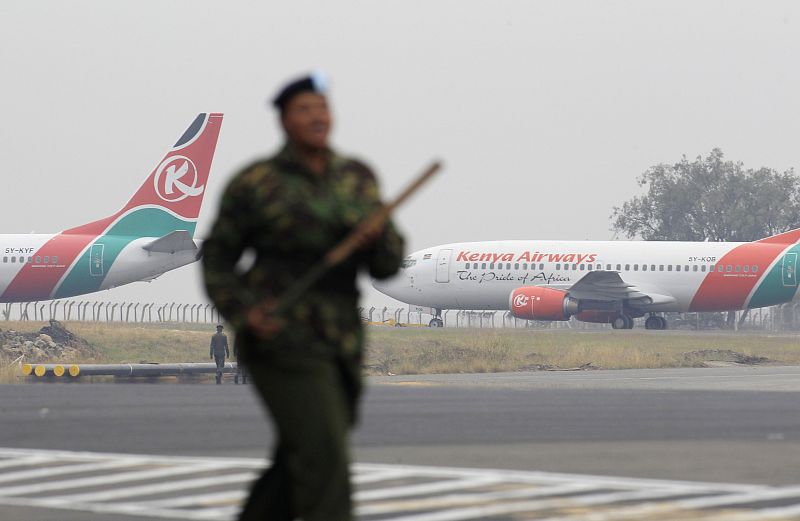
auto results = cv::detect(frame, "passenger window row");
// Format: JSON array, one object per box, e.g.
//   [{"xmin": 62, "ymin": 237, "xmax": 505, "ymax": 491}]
[
  {"xmin": 462, "ymin": 262, "xmax": 760, "ymax": 274},
  {"xmin": 465, "ymin": 262, "xmax": 547, "ymax": 270},
  {"xmin": 2, "ymin": 255, "xmax": 59, "ymax": 265}
]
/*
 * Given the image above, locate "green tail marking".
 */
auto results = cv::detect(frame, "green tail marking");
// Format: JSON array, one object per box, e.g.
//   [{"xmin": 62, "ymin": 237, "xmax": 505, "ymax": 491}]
[
  {"xmin": 748, "ymin": 244, "xmax": 800, "ymax": 308},
  {"xmin": 54, "ymin": 208, "xmax": 196, "ymax": 299}
]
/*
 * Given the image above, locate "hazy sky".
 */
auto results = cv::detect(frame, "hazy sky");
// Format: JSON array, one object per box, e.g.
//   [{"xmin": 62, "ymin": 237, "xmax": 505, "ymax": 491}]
[{"xmin": 1, "ymin": 1, "xmax": 799, "ymax": 311}]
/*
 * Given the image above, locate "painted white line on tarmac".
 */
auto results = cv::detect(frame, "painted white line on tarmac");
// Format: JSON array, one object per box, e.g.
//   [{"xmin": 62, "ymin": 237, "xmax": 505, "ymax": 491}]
[
  {"xmin": 531, "ymin": 487, "xmax": 800, "ymax": 521},
  {"xmin": 674, "ymin": 485, "xmax": 800, "ymax": 509},
  {"xmin": 355, "ymin": 476, "xmax": 503, "ymax": 501},
  {"xmin": 355, "ymin": 461, "xmax": 764, "ymax": 493},
  {"xmin": 544, "ymin": 486, "xmax": 800, "ymax": 521},
  {"xmin": 0, "ymin": 447, "xmax": 264, "ymax": 468},
  {"xmin": 356, "ymin": 482, "xmax": 598, "ymax": 516},
  {"xmin": 0, "ymin": 456, "xmax": 49, "ymax": 470},
  {"xmin": 182, "ymin": 506, "xmax": 240, "ymax": 520},
  {"xmin": 39, "ymin": 471, "xmax": 256, "ymax": 503},
  {"xmin": 0, "ymin": 458, "xmax": 140, "ymax": 484},
  {"xmin": 381, "ymin": 486, "xmax": 710, "ymax": 521},
  {"xmin": 736, "ymin": 503, "xmax": 800, "ymax": 520},
  {"xmin": 353, "ymin": 469, "xmax": 419, "ymax": 484},
  {"xmin": 0, "ymin": 462, "xmax": 228, "ymax": 496},
  {"xmin": 0, "ymin": 447, "xmax": 798, "ymax": 521},
  {"xmin": 127, "ymin": 489, "xmax": 247, "ymax": 509},
  {"xmin": 0, "ymin": 496, "xmax": 238, "ymax": 521}
]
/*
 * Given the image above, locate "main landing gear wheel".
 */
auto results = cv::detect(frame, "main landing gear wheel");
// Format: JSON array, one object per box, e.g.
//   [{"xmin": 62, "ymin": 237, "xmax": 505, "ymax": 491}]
[
  {"xmin": 428, "ymin": 318, "xmax": 444, "ymax": 328},
  {"xmin": 611, "ymin": 314, "xmax": 634, "ymax": 330},
  {"xmin": 645, "ymin": 315, "xmax": 668, "ymax": 330}
]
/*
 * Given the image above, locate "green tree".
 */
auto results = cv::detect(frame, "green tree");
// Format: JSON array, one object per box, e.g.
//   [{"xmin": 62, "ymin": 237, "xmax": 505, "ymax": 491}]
[
  {"xmin": 612, "ymin": 149, "xmax": 800, "ymax": 329},
  {"xmin": 611, "ymin": 149, "xmax": 800, "ymax": 242}
]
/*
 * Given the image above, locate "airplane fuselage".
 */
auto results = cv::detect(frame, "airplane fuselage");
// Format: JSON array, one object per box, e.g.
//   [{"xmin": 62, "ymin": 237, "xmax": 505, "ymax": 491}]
[
  {"xmin": 375, "ymin": 239, "xmax": 800, "ymax": 314},
  {"xmin": 0, "ymin": 112, "xmax": 222, "ymax": 304},
  {"xmin": 0, "ymin": 234, "xmax": 200, "ymax": 302}
]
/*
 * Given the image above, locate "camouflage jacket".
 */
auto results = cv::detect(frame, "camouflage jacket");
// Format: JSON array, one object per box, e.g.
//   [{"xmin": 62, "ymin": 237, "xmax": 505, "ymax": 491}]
[{"xmin": 202, "ymin": 144, "xmax": 404, "ymax": 362}]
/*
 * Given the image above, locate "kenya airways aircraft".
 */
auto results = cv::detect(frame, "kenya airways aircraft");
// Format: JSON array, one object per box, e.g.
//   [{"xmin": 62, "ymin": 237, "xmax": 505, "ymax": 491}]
[
  {"xmin": 373, "ymin": 230, "xmax": 800, "ymax": 329},
  {"xmin": 0, "ymin": 113, "xmax": 222, "ymax": 302}
]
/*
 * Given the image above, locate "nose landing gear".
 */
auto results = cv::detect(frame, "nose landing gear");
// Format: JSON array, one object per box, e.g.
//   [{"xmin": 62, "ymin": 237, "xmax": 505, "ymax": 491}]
[{"xmin": 428, "ymin": 308, "xmax": 444, "ymax": 328}]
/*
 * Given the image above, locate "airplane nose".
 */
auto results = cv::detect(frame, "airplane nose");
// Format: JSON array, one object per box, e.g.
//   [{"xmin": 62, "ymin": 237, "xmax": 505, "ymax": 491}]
[{"xmin": 372, "ymin": 274, "xmax": 404, "ymax": 300}]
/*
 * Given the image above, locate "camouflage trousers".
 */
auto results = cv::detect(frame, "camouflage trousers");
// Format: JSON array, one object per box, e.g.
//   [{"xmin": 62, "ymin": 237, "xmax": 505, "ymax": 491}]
[{"xmin": 238, "ymin": 352, "xmax": 361, "ymax": 521}]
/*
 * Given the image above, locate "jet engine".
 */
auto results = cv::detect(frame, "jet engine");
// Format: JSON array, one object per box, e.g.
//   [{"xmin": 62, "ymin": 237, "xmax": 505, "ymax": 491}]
[{"xmin": 509, "ymin": 286, "xmax": 580, "ymax": 321}]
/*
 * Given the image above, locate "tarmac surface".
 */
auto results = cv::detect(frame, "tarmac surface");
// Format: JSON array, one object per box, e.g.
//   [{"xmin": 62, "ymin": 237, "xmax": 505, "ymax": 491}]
[{"xmin": 2, "ymin": 365, "xmax": 800, "ymax": 520}]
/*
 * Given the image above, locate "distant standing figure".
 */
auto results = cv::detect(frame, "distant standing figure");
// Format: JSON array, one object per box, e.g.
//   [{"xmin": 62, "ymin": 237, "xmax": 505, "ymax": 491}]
[{"xmin": 210, "ymin": 324, "xmax": 230, "ymax": 384}]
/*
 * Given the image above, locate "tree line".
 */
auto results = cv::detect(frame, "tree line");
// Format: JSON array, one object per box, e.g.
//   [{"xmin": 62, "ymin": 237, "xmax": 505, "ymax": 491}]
[
  {"xmin": 611, "ymin": 149, "xmax": 800, "ymax": 328},
  {"xmin": 611, "ymin": 148, "xmax": 800, "ymax": 242}
]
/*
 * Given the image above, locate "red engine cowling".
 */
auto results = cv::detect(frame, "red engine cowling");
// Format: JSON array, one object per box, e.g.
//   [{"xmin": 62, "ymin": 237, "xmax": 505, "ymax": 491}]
[{"xmin": 509, "ymin": 286, "xmax": 580, "ymax": 321}]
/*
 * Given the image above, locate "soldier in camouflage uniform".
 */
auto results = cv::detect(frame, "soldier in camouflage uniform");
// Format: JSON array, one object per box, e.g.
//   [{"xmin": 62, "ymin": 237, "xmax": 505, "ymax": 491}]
[{"xmin": 202, "ymin": 73, "xmax": 404, "ymax": 521}]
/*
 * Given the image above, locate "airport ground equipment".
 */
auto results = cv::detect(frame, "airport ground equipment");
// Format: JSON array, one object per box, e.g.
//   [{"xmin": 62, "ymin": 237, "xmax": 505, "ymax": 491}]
[
  {"xmin": 23, "ymin": 362, "xmax": 237, "ymax": 379},
  {"xmin": 21, "ymin": 363, "xmax": 65, "ymax": 377},
  {"xmin": 68, "ymin": 362, "xmax": 237, "ymax": 378}
]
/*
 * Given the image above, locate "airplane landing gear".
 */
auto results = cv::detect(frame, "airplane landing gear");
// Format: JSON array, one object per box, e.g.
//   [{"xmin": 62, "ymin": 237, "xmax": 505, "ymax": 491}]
[
  {"xmin": 428, "ymin": 318, "xmax": 444, "ymax": 327},
  {"xmin": 644, "ymin": 315, "xmax": 668, "ymax": 330},
  {"xmin": 611, "ymin": 314, "xmax": 634, "ymax": 329},
  {"xmin": 429, "ymin": 308, "xmax": 444, "ymax": 328}
]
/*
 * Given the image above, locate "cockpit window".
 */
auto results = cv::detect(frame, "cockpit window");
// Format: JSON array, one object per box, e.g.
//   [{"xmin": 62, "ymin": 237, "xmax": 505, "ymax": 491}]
[{"xmin": 401, "ymin": 258, "xmax": 417, "ymax": 268}]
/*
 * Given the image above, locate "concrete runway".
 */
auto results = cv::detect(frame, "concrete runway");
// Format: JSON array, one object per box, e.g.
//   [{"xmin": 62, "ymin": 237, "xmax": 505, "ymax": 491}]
[
  {"xmin": 2, "ymin": 365, "xmax": 800, "ymax": 519},
  {"xmin": 362, "ymin": 366, "xmax": 800, "ymax": 484}
]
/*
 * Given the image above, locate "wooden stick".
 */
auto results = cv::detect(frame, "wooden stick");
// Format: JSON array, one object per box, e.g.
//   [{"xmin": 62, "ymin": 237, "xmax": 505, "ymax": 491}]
[{"xmin": 275, "ymin": 160, "xmax": 442, "ymax": 313}]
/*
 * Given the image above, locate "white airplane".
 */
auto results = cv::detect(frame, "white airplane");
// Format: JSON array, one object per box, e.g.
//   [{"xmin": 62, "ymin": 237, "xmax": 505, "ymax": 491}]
[
  {"xmin": 373, "ymin": 230, "xmax": 800, "ymax": 329},
  {"xmin": 0, "ymin": 113, "xmax": 223, "ymax": 302}
]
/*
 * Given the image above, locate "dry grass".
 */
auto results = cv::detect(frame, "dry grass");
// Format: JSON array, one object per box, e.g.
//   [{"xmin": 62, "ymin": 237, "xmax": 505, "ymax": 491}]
[
  {"xmin": 362, "ymin": 327, "xmax": 800, "ymax": 375},
  {"xmin": 0, "ymin": 362, "xmax": 19, "ymax": 383},
  {"xmin": 2, "ymin": 321, "xmax": 800, "ymax": 382},
  {"xmin": 0, "ymin": 321, "xmax": 214, "ymax": 382},
  {"xmin": 65, "ymin": 322, "xmax": 210, "ymax": 363}
]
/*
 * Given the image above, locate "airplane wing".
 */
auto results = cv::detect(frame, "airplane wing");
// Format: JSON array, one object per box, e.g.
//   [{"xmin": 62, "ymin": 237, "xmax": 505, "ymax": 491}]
[
  {"xmin": 567, "ymin": 271, "xmax": 675, "ymax": 306},
  {"xmin": 142, "ymin": 230, "xmax": 197, "ymax": 254}
]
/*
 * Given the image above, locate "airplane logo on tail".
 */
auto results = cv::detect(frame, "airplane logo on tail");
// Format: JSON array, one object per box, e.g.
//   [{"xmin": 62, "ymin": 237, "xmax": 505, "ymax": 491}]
[
  {"xmin": 0, "ymin": 112, "xmax": 223, "ymax": 303},
  {"xmin": 154, "ymin": 155, "xmax": 204, "ymax": 202}
]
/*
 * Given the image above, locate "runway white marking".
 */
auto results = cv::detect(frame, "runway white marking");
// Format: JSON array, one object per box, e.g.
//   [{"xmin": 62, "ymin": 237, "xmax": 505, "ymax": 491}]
[
  {"xmin": 40, "ymin": 472, "xmax": 255, "ymax": 503},
  {"xmin": 0, "ymin": 456, "xmax": 48, "ymax": 470},
  {"xmin": 0, "ymin": 448, "xmax": 799, "ymax": 520},
  {"xmin": 355, "ymin": 476, "xmax": 504, "ymax": 501},
  {"xmin": 0, "ymin": 458, "xmax": 139, "ymax": 484},
  {"xmin": 0, "ymin": 461, "xmax": 229, "ymax": 496}
]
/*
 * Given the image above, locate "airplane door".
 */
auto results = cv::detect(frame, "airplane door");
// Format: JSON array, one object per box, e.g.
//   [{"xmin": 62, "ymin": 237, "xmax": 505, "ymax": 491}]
[
  {"xmin": 436, "ymin": 249, "xmax": 451, "ymax": 283},
  {"xmin": 89, "ymin": 244, "xmax": 105, "ymax": 277},
  {"xmin": 782, "ymin": 252, "xmax": 797, "ymax": 287}
]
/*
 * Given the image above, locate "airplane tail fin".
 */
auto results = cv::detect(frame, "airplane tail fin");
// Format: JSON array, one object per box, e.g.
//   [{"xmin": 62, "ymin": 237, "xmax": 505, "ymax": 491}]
[{"xmin": 63, "ymin": 113, "xmax": 223, "ymax": 238}]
